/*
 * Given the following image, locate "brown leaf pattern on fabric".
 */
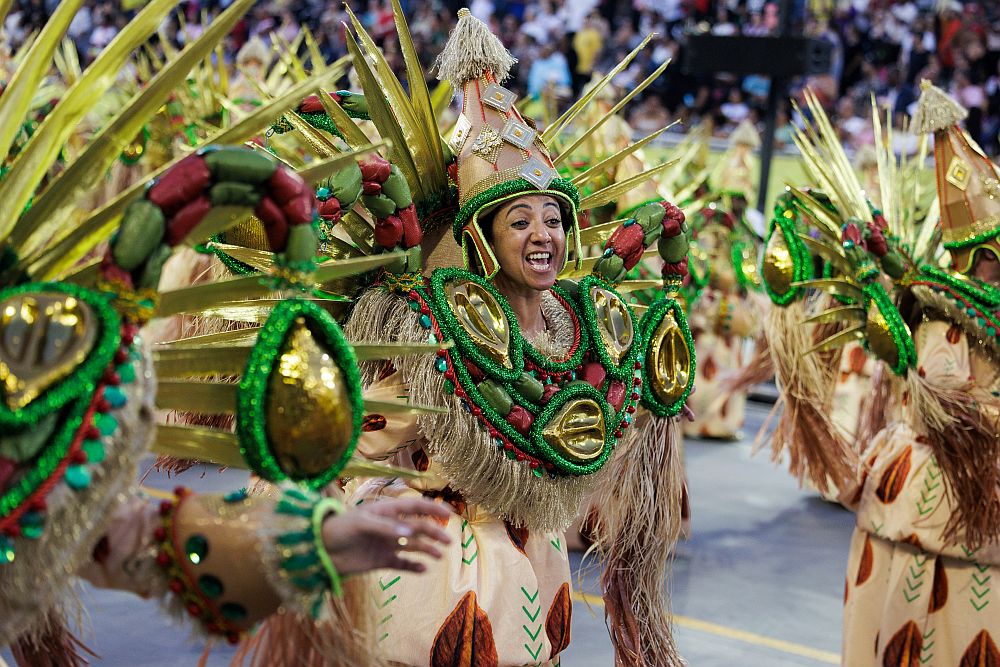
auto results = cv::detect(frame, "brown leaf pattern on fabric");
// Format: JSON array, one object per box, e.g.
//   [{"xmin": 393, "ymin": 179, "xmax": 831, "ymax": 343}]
[
  {"xmin": 411, "ymin": 448, "xmax": 430, "ymax": 472},
  {"xmin": 853, "ymin": 453, "xmax": 880, "ymax": 505},
  {"xmin": 504, "ymin": 520, "xmax": 529, "ymax": 555},
  {"xmin": 849, "ymin": 346, "xmax": 868, "ymax": 374},
  {"xmin": 902, "ymin": 534, "xmax": 923, "ymax": 549},
  {"xmin": 882, "ymin": 621, "xmax": 922, "ymax": 667},
  {"xmin": 546, "ymin": 583, "xmax": 572, "ymax": 658},
  {"xmin": 856, "ymin": 534, "xmax": 874, "ymax": 585},
  {"xmin": 959, "ymin": 630, "xmax": 1000, "ymax": 667},
  {"xmin": 702, "ymin": 354, "xmax": 717, "ymax": 381},
  {"xmin": 844, "ymin": 577, "xmax": 849, "ymax": 605},
  {"xmin": 876, "ymin": 446, "xmax": 912, "ymax": 504},
  {"xmin": 947, "ymin": 324, "xmax": 963, "ymax": 344},
  {"xmin": 430, "ymin": 591, "xmax": 499, "ymax": 667},
  {"xmin": 928, "ymin": 558, "xmax": 948, "ymax": 613}
]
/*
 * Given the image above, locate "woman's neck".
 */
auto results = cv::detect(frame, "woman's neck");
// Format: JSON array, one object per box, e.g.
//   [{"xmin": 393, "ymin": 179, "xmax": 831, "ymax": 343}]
[{"xmin": 493, "ymin": 274, "xmax": 547, "ymax": 337}]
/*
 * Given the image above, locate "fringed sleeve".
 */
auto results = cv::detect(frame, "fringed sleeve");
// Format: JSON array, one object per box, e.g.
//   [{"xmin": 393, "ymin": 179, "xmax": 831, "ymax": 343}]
[
  {"xmin": 591, "ymin": 410, "xmax": 686, "ymax": 666},
  {"xmin": 903, "ymin": 319, "xmax": 1000, "ymax": 549},
  {"xmin": 763, "ymin": 298, "xmax": 858, "ymax": 494}
]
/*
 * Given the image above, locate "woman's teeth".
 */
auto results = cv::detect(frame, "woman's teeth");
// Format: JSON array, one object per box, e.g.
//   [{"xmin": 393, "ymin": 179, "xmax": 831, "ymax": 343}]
[{"xmin": 526, "ymin": 252, "xmax": 552, "ymax": 271}]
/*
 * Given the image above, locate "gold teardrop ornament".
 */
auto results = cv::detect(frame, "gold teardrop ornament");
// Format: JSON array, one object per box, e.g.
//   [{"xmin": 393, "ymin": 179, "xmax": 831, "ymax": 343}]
[
  {"xmin": 647, "ymin": 309, "xmax": 692, "ymax": 407},
  {"xmin": 237, "ymin": 298, "xmax": 362, "ymax": 489},
  {"xmin": 0, "ymin": 291, "xmax": 98, "ymax": 410},
  {"xmin": 589, "ymin": 285, "xmax": 634, "ymax": 364},
  {"xmin": 444, "ymin": 278, "xmax": 512, "ymax": 369},
  {"xmin": 541, "ymin": 397, "xmax": 606, "ymax": 463},
  {"xmin": 763, "ymin": 228, "xmax": 795, "ymax": 297}
]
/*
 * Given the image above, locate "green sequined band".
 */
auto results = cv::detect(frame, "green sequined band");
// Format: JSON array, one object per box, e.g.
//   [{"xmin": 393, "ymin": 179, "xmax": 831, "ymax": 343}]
[
  {"xmin": 637, "ymin": 297, "xmax": 696, "ymax": 417},
  {"xmin": 452, "ymin": 177, "xmax": 581, "ymax": 242}
]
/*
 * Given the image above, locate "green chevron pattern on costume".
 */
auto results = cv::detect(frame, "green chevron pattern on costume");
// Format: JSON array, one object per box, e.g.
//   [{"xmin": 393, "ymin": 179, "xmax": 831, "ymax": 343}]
[
  {"xmin": 916, "ymin": 459, "xmax": 942, "ymax": 518},
  {"xmin": 520, "ymin": 585, "xmax": 542, "ymax": 662},
  {"xmin": 903, "ymin": 553, "xmax": 929, "ymax": 604},
  {"xmin": 460, "ymin": 520, "xmax": 479, "ymax": 565},
  {"xmin": 375, "ymin": 574, "xmax": 401, "ymax": 643},
  {"xmin": 970, "ymin": 566, "xmax": 992, "ymax": 612},
  {"xmin": 919, "ymin": 628, "xmax": 935, "ymax": 664}
]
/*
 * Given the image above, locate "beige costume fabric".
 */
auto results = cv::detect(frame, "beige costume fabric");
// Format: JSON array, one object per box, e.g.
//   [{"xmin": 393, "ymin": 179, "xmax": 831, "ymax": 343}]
[{"xmin": 842, "ymin": 320, "xmax": 1000, "ymax": 666}]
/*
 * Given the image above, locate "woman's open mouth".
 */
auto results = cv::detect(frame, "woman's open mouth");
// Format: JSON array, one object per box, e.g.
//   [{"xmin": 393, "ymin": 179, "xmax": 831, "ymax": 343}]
[{"xmin": 525, "ymin": 251, "xmax": 552, "ymax": 272}]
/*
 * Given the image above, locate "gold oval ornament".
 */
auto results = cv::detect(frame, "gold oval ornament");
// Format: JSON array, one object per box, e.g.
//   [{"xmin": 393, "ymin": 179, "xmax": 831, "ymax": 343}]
[
  {"xmin": 265, "ymin": 318, "xmax": 355, "ymax": 477},
  {"xmin": 763, "ymin": 230, "xmax": 795, "ymax": 296},
  {"xmin": 589, "ymin": 286, "xmax": 634, "ymax": 364},
  {"xmin": 0, "ymin": 293, "xmax": 97, "ymax": 410},
  {"xmin": 866, "ymin": 303, "xmax": 903, "ymax": 371},
  {"xmin": 444, "ymin": 279, "xmax": 512, "ymax": 368},
  {"xmin": 646, "ymin": 309, "xmax": 692, "ymax": 407},
  {"xmin": 541, "ymin": 397, "xmax": 606, "ymax": 463}
]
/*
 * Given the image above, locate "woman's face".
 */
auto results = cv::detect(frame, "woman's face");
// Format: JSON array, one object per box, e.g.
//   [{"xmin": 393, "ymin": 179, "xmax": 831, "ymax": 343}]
[{"xmin": 489, "ymin": 194, "xmax": 566, "ymax": 292}]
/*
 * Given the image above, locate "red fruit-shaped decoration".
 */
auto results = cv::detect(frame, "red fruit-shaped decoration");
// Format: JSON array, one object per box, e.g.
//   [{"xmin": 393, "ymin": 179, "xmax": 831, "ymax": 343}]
[
  {"xmin": 398, "ymin": 204, "xmax": 422, "ymax": 248},
  {"xmin": 298, "ymin": 94, "xmax": 323, "ymax": 114},
  {"xmin": 281, "ymin": 194, "xmax": 314, "ymax": 227},
  {"xmin": 606, "ymin": 380, "xmax": 627, "ymax": 413},
  {"xmin": 318, "ymin": 197, "xmax": 342, "ymax": 222},
  {"xmin": 609, "ymin": 224, "xmax": 645, "ymax": 270},
  {"xmin": 446, "ymin": 161, "xmax": 458, "ymax": 183},
  {"xmin": 506, "ymin": 405, "xmax": 534, "ymax": 435},
  {"xmin": 255, "ymin": 196, "xmax": 288, "ymax": 233},
  {"xmin": 661, "ymin": 202, "xmax": 685, "ymax": 236},
  {"xmin": 541, "ymin": 384, "xmax": 560, "ymax": 403},
  {"xmin": 842, "ymin": 222, "xmax": 863, "ymax": 246},
  {"xmin": 148, "ymin": 155, "xmax": 212, "ymax": 216},
  {"xmin": 362, "ymin": 181, "xmax": 382, "ymax": 196},
  {"xmin": 166, "ymin": 196, "xmax": 212, "ymax": 245},
  {"xmin": 580, "ymin": 362, "xmax": 607, "ymax": 389},
  {"xmin": 865, "ymin": 222, "xmax": 889, "ymax": 257},
  {"xmin": 268, "ymin": 167, "xmax": 308, "ymax": 203},
  {"xmin": 373, "ymin": 216, "xmax": 404, "ymax": 248},
  {"xmin": 358, "ymin": 155, "xmax": 391, "ymax": 183},
  {"xmin": 663, "ymin": 257, "xmax": 689, "ymax": 278}
]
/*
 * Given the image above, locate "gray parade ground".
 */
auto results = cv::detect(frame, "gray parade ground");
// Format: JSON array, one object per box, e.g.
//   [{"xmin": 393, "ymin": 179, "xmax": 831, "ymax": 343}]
[{"xmin": 3, "ymin": 399, "xmax": 853, "ymax": 666}]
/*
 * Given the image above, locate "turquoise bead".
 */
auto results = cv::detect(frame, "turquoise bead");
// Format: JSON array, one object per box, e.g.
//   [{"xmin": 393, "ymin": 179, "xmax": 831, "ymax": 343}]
[
  {"xmin": 198, "ymin": 574, "xmax": 224, "ymax": 598},
  {"xmin": 117, "ymin": 362, "xmax": 136, "ymax": 384},
  {"xmin": 316, "ymin": 187, "xmax": 331, "ymax": 199},
  {"xmin": 967, "ymin": 307, "xmax": 977, "ymax": 316},
  {"xmin": 419, "ymin": 314, "xmax": 431, "ymax": 328},
  {"xmin": 0, "ymin": 535, "xmax": 14, "ymax": 563},
  {"xmin": 185, "ymin": 534, "xmax": 209, "ymax": 565},
  {"xmin": 221, "ymin": 602, "xmax": 247, "ymax": 621},
  {"xmin": 435, "ymin": 357, "xmax": 448, "ymax": 373},
  {"xmin": 83, "ymin": 439, "xmax": 105, "ymax": 463},
  {"xmin": 103, "ymin": 386, "xmax": 127, "ymax": 409},
  {"xmin": 65, "ymin": 465, "xmax": 91, "ymax": 490},
  {"xmin": 990, "ymin": 328, "xmax": 998, "ymax": 337},
  {"xmin": 96, "ymin": 413, "xmax": 118, "ymax": 436}
]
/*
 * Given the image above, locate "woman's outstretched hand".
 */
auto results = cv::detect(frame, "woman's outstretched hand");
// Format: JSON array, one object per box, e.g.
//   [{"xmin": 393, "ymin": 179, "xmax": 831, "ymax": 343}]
[{"xmin": 321, "ymin": 496, "xmax": 453, "ymax": 576}]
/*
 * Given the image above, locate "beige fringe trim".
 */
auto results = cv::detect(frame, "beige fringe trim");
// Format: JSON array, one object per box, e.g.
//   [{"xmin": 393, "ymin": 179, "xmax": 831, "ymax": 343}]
[
  {"xmin": 591, "ymin": 413, "xmax": 685, "ymax": 666},
  {"xmin": 345, "ymin": 287, "xmax": 595, "ymax": 531},
  {"xmin": 433, "ymin": 9, "xmax": 516, "ymax": 85}
]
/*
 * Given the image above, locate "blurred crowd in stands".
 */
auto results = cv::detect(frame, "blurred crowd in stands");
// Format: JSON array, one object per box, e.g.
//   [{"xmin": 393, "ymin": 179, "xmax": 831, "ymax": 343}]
[{"xmin": 4, "ymin": 0, "xmax": 999, "ymax": 155}]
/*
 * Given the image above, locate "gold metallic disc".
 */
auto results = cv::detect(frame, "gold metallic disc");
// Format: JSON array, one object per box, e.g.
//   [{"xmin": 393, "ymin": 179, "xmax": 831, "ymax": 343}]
[
  {"xmin": 763, "ymin": 230, "xmax": 794, "ymax": 296},
  {"xmin": 646, "ymin": 309, "xmax": 691, "ymax": 407},
  {"xmin": 542, "ymin": 397, "xmax": 606, "ymax": 463},
  {"xmin": 589, "ymin": 286, "xmax": 634, "ymax": 364},
  {"xmin": 444, "ymin": 280, "xmax": 512, "ymax": 368}
]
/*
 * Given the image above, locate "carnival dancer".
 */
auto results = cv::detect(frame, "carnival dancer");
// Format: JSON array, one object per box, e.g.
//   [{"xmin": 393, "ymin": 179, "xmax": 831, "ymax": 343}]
[{"xmin": 320, "ymin": 6, "xmax": 696, "ymax": 665}]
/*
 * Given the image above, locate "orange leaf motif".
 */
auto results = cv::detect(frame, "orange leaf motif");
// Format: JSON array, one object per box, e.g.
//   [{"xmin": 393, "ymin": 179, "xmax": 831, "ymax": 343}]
[
  {"xmin": 504, "ymin": 520, "xmax": 529, "ymax": 556},
  {"xmin": 882, "ymin": 621, "xmax": 922, "ymax": 667},
  {"xmin": 546, "ymin": 583, "xmax": 573, "ymax": 658},
  {"xmin": 856, "ymin": 534, "xmax": 874, "ymax": 586},
  {"xmin": 876, "ymin": 446, "xmax": 912, "ymax": 504},
  {"xmin": 430, "ymin": 591, "xmax": 499, "ymax": 667},
  {"xmin": 959, "ymin": 630, "xmax": 1000, "ymax": 667},
  {"xmin": 928, "ymin": 558, "xmax": 948, "ymax": 614},
  {"xmin": 947, "ymin": 324, "xmax": 963, "ymax": 345},
  {"xmin": 702, "ymin": 355, "xmax": 717, "ymax": 381},
  {"xmin": 848, "ymin": 345, "xmax": 868, "ymax": 374}
]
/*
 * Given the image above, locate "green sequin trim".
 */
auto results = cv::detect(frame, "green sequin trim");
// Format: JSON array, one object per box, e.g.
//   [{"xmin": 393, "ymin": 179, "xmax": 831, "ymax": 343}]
[
  {"xmin": 236, "ymin": 298, "xmax": 362, "ymax": 490},
  {"xmin": 763, "ymin": 202, "xmax": 812, "ymax": 306},
  {"xmin": 919, "ymin": 265, "xmax": 1000, "ymax": 308},
  {"xmin": 637, "ymin": 297, "xmax": 696, "ymax": 417},
  {"xmin": 452, "ymin": 177, "xmax": 581, "ymax": 242},
  {"xmin": 862, "ymin": 282, "xmax": 915, "ymax": 376},
  {"xmin": 0, "ymin": 282, "xmax": 121, "ymax": 428},
  {"xmin": 943, "ymin": 227, "xmax": 1000, "ymax": 250},
  {"xmin": 575, "ymin": 275, "xmax": 641, "ymax": 381}
]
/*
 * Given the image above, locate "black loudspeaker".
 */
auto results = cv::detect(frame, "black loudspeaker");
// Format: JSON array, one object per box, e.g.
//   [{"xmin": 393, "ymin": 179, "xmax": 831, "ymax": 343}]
[{"xmin": 682, "ymin": 34, "xmax": 833, "ymax": 78}]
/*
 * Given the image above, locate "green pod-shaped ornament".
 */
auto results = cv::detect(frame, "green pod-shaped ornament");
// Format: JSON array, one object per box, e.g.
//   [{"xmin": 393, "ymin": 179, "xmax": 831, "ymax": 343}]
[
  {"xmin": 880, "ymin": 252, "xmax": 906, "ymax": 280},
  {"xmin": 339, "ymin": 91, "xmax": 368, "ymax": 118},
  {"xmin": 363, "ymin": 193, "xmax": 397, "ymax": 220},
  {"xmin": 477, "ymin": 379, "xmax": 513, "ymax": 416},
  {"xmin": 634, "ymin": 202, "xmax": 666, "ymax": 233},
  {"xmin": 204, "ymin": 147, "xmax": 276, "ymax": 184},
  {"xmin": 594, "ymin": 254, "xmax": 624, "ymax": 283},
  {"xmin": 210, "ymin": 181, "xmax": 262, "ymax": 208},
  {"xmin": 513, "ymin": 372, "xmax": 544, "ymax": 403},
  {"xmin": 380, "ymin": 166, "xmax": 412, "ymax": 210},
  {"xmin": 642, "ymin": 224, "xmax": 663, "ymax": 247},
  {"xmin": 285, "ymin": 224, "xmax": 318, "ymax": 265},
  {"xmin": 113, "ymin": 200, "xmax": 165, "ymax": 271},
  {"xmin": 137, "ymin": 243, "xmax": 173, "ymax": 290},
  {"xmin": 329, "ymin": 162, "xmax": 363, "ymax": 207},
  {"xmin": 657, "ymin": 233, "xmax": 688, "ymax": 263}
]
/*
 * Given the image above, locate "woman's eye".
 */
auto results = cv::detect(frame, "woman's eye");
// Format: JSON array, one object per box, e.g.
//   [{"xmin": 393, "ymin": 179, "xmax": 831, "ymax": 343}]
[
  {"xmin": 511, "ymin": 220, "xmax": 529, "ymax": 229},
  {"xmin": 546, "ymin": 218, "xmax": 561, "ymax": 227}
]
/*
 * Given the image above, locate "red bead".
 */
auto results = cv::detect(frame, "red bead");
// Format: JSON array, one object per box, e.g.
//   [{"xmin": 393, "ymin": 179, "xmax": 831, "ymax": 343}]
[
  {"xmin": 631, "ymin": 392, "xmax": 640, "ymax": 400},
  {"xmin": 444, "ymin": 370, "xmax": 455, "ymax": 381},
  {"xmin": 206, "ymin": 622, "xmax": 221, "ymax": 634},
  {"xmin": 169, "ymin": 579, "xmax": 184, "ymax": 594},
  {"xmin": 85, "ymin": 425, "xmax": 100, "ymax": 440},
  {"xmin": 104, "ymin": 369, "xmax": 121, "ymax": 386},
  {"xmin": 121, "ymin": 330, "xmax": 135, "ymax": 345},
  {"xmin": 156, "ymin": 551, "xmax": 171, "ymax": 567},
  {"xmin": 7, "ymin": 524, "xmax": 21, "ymax": 537},
  {"xmin": 615, "ymin": 430, "xmax": 623, "ymax": 438},
  {"xmin": 154, "ymin": 526, "xmax": 167, "ymax": 541},
  {"xmin": 634, "ymin": 361, "xmax": 642, "ymax": 370},
  {"xmin": 408, "ymin": 290, "xmax": 419, "ymax": 301},
  {"xmin": 488, "ymin": 428, "xmax": 498, "ymax": 438},
  {"xmin": 226, "ymin": 632, "xmax": 241, "ymax": 645},
  {"xmin": 114, "ymin": 348, "xmax": 129, "ymax": 364},
  {"xmin": 633, "ymin": 378, "xmax": 641, "ymax": 386},
  {"xmin": 621, "ymin": 421, "xmax": 630, "ymax": 430},
  {"xmin": 174, "ymin": 486, "xmax": 189, "ymax": 497},
  {"xmin": 29, "ymin": 497, "xmax": 46, "ymax": 512},
  {"xmin": 515, "ymin": 453, "xmax": 525, "ymax": 461},
  {"xmin": 159, "ymin": 500, "xmax": 174, "ymax": 516},
  {"xmin": 187, "ymin": 602, "xmax": 202, "ymax": 617},
  {"xmin": 626, "ymin": 405, "xmax": 636, "ymax": 414},
  {"xmin": 70, "ymin": 449, "xmax": 87, "ymax": 464},
  {"xmin": 504, "ymin": 442, "xmax": 514, "ymax": 451},
  {"xmin": 529, "ymin": 461, "xmax": 539, "ymax": 469},
  {"xmin": 455, "ymin": 389, "xmax": 465, "ymax": 399},
  {"xmin": 95, "ymin": 398, "xmax": 111, "ymax": 413},
  {"xmin": 420, "ymin": 304, "xmax": 429, "ymax": 315},
  {"xmin": 545, "ymin": 463, "xmax": 554, "ymax": 470},
  {"xmin": 472, "ymin": 406, "xmax": 482, "ymax": 417}
]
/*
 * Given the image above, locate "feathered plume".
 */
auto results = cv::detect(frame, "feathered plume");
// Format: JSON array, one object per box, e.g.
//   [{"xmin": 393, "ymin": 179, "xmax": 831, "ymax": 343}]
[{"xmin": 434, "ymin": 8, "xmax": 516, "ymax": 85}]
